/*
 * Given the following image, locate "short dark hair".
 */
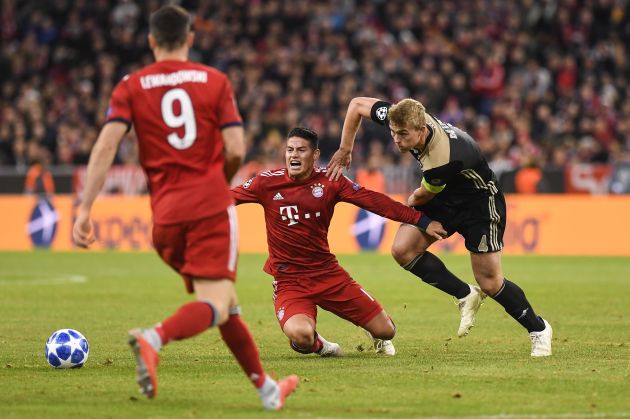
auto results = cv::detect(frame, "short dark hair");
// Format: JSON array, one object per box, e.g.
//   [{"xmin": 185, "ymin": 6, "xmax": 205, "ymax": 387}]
[
  {"xmin": 149, "ymin": 5, "xmax": 192, "ymax": 51},
  {"xmin": 287, "ymin": 127, "xmax": 318, "ymax": 149}
]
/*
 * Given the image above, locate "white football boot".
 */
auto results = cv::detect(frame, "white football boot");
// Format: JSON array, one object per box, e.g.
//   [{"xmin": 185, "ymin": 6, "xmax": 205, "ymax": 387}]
[
  {"xmin": 316, "ymin": 334, "xmax": 343, "ymax": 357},
  {"xmin": 363, "ymin": 329, "xmax": 396, "ymax": 356},
  {"xmin": 456, "ymin": 285, "xmax": 486, "ymax": 337},
  {"xmin": 529, "ymin": 318, "xmax": 553, "ymax": 357}
]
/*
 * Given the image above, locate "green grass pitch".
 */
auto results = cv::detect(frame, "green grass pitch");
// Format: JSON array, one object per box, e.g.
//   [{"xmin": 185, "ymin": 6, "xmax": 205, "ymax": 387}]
[{"xmin": 0, "ymin": 252, "xmax": 628, "ymax": 418}]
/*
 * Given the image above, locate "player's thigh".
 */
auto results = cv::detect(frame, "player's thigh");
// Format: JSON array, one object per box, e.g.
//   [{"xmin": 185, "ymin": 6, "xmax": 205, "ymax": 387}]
[
  {"xmin": 182, "ymin": 208, "xmax": 239, "ymax": 284},
  {"xmin": 153, "ymin": 222, "xmax": 187, "ymax": 273},
  {"xmin": 317, "ymin": 273, "xmax": 383, "ymax": 328},
  {"xmin": 459, "ymin": 193, "xmax": 506, "ymax": 253},
  {"xmin": 391, "ymin": 223, "xmax": 436, "ymax": 262},
  {"xmin": 282, "ymin": 314, "xmax": 316, "ymax": 342},
  {"xmin": 274, "ymin": 285, "xmax": 318, "ymax": 331}
]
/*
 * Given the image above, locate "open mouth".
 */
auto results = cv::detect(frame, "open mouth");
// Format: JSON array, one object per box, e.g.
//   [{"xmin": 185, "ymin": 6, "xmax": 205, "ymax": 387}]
[{"xmin": 290, "ymin": 160, "xmax": 302, "ymax": 169}]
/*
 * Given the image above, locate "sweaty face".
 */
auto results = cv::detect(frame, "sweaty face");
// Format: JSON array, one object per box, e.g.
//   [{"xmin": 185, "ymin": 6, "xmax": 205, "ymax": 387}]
[
  {"xmin": 390, "ymin": 124, "xmax": 425, "ymax": 153},
  {"xmin": 286, "ymin": 137, "xmax": 319, "ymax": 180}
]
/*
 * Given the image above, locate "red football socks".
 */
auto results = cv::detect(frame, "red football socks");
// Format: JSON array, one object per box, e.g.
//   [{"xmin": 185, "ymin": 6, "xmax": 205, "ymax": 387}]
[
  {"xmin": 219, "ymin": 314, "xmax": 266, "ymax": 388},
  {"xmin": 156, "ymin": 301, "xmax": 215, "ymax": 344}
]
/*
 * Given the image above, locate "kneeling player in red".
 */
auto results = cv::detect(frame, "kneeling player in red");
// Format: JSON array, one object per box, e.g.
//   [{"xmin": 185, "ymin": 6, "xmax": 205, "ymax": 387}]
[{"xmin": 231, "ymin": 127, "xmax": 446, "ymax": 356}]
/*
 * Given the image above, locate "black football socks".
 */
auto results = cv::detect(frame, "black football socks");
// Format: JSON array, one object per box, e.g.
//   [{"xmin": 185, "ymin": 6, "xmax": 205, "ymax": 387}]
[
  {"xmin": 403, "ymin": 251, "xmax": 471, "ymax": 299},
  {"xmin": 491, "ymin": 279, "xmax": 545, "ymax": 332}
]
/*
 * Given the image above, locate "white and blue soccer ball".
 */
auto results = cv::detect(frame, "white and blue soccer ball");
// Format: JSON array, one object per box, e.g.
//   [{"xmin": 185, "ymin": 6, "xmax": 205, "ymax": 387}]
[{"xmin": 45, "ymin": 329, "xmax": 89, "ymax": 368}]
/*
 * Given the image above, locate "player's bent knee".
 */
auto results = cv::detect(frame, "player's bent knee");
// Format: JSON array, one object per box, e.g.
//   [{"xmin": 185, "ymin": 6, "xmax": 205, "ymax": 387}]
[
  {"xmin": 283, "ymin": 323, "xmax": 315, "ymax": 347},
  {"xmin": 391, "ymin": 243, "xmax": 416, "ymax": 265},
  {"xmin": 474, "ymin": 275, "xmax": 503, "ymax": 296}
]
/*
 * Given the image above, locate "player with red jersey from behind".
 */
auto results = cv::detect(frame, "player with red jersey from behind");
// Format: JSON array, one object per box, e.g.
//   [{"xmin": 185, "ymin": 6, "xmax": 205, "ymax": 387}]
[
  {"xmin": 231, "ymin": 127, "xmax": 446, "ymax": 357},
  {"xmin": 71, "ymin": 5, "xmax": 297, "ymax": 410}
]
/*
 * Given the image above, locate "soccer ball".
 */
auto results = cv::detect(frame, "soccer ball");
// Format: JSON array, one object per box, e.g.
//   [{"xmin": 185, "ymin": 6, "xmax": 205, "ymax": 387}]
[{"xmin": 45, "ymin": 329, "xmax": 89, "ymax": 368}]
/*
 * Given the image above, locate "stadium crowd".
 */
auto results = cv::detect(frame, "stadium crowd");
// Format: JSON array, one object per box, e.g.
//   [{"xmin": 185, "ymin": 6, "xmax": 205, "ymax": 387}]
[{"xmin": 1, "ymin": 0, "xmax": 629, "ymax": 191}]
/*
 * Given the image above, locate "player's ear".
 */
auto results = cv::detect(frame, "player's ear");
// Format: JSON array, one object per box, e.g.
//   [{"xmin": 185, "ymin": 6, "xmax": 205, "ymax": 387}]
[
  {"xmin": 148, "ymin": 33, "xmax": 156, "ymax": 50},
  {"xmin": 187, "ymin": 32, "xmax": 195, "ymax": 48},
  {"xmin": 313, "ymin": 148, "xmax": 321, "ymax": 161}
]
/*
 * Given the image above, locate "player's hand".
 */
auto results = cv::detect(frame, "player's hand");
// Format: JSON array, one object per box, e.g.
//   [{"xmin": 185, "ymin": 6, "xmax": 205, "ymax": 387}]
[
  {"xmin": 425, "ymin": 221, "xmax": 447, "ymax": 240},
  {"xmin": 407, "ymin": 191, "xmax": 421, "ymax": 207},
  {"xmin": 326, "ymin": 149, "xmax": 352, "ymax": 181},
  {"xmin": 72, "ymin": 208, "xmax": 95, "ymax": 248}
]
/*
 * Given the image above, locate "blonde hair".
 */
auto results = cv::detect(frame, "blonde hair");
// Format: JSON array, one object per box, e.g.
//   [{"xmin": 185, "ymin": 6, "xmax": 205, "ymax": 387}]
[{"xmin": 388, "ymin": 98, "xmax": 426, "ymax": 130}]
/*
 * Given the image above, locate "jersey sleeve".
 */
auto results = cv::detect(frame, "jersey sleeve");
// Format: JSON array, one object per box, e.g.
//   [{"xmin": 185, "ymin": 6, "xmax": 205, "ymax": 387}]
[
  {"xmin": 337, "ymin": 176, "xmax": 421, "ymax": 225},
  {"xmin": 230, "ymin": 175, "xmax": 259, "ymax": 205},
  {"xmin": 105, "ymin": 76, "xmax": 132, "ymax": 129},
  {"xmin": 217, "ymin": 77, "xmax": 243, "ymax": 129},
  {"xmin": 370, "ymin": 100, "xmax": 392, "ymax": 127}
]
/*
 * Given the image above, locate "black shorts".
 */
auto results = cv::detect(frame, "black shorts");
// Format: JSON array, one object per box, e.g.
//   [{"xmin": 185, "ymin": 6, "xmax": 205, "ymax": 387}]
[{"xmin": 416, "ymin": 192, "xmax": 506, "ymax": 253}]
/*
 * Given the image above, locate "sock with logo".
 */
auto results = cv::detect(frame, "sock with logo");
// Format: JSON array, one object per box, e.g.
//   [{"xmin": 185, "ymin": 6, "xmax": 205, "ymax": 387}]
[
  {"xmin": 403, "ymin": 251, "xmax": 471, "ymax": 299},
  {"xmin": 289, "ymin": 332, "xmax": 323, "ymax": 354},
  {"xmin": 219, "ymin": 309, "xmax": 267, "ymax": 388},
  {"xmin": 491, "ymin": 279, "xmax": 545, "ymax": 332},
  {"xmin": 155, "ymin": 300, "xmax": 217, "ymax": 346}
]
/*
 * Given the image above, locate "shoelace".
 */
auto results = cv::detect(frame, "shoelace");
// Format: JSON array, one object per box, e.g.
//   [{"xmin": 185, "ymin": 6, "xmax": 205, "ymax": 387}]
[{"xmin": 374, "ymin": 339, "xmax": 384, "ymax": 352}]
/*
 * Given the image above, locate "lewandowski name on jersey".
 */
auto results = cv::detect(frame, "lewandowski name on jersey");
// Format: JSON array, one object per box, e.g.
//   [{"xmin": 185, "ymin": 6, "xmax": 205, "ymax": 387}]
[{"xmin": 139, "ymin": 70, "xmax": 208, "ymax": 89}]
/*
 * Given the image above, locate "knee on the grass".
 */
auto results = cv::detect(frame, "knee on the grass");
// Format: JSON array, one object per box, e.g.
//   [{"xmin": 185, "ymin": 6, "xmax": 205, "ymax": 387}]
[
  {"xmin": 283, "ymin": 322, "xmax": 315, "ymax": 348},
  {"xmin": 367, "ymin": 318, "xmax": 396, "ymax": 340}
]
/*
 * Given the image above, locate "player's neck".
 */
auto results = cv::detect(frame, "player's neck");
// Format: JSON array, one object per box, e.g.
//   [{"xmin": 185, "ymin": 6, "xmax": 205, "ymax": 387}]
[{"xmin": 153, "ymin": 47, "xmax": 189, "ymax": 62}]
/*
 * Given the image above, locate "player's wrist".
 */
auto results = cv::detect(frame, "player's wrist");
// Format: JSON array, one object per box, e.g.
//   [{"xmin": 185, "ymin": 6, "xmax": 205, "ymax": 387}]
[{"xmin": 416, "ymin": 214, "xmax": 433, "ymax": 231}]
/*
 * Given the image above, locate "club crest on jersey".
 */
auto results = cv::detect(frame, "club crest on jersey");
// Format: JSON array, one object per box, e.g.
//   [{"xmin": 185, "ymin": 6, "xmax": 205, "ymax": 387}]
[
  {"xmin": 375, "ymin": 106, "xmax": 388, "ymax": 121},
  {"xmin": 277, "ymin": 307, "xmax": 285, "ymax": 321},
  {"xmin": 311, "ymin": 183, "xmax": 324, "ymax": 198}
]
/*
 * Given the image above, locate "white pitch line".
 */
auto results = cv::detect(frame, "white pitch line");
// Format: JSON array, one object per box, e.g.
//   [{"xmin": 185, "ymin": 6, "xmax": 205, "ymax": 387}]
[
  {"xmin": 0, "ymin": 275, "xmax": 88, "ymax": 286},
  {"xmin": 313, "ymin": 412, "xmax": 630, "ymax": 419}
]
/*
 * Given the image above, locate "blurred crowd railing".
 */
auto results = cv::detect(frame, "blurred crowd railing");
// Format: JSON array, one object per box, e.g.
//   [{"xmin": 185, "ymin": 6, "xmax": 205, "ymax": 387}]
[{"xmin": 1, "ymin": 162, "xmax": 629, "ymax": 196}]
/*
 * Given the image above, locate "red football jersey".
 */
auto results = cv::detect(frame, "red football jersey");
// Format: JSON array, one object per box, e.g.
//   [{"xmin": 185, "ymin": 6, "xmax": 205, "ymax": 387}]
[
  {"xmin": 231, "ymin": 168, "xmax": 422, "ymax": 277},
  {"xmin": 106, "ymin": 60, "xmax": 242, "ymax": 224}
]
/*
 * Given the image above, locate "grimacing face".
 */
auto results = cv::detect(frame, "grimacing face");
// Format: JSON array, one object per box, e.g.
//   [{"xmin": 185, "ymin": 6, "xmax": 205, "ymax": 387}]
[
  {"xmin": 286, "ymin": 136, "xmax": 320, "ymax": 180},
  {"xmin": 390, "ymin": 123, "xmax": 426, "ymax": 153}
]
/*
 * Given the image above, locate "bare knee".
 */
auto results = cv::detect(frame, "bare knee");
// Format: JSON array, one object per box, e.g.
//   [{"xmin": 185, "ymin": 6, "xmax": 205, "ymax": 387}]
[
  {"xmin": 372, "ymin": 325, "xmax": 396, "ymax": 341},
  {"xmin": 283, "ymin": 322, "xmax": 315, "ymax": 348},
  {"xmin": 365, "ymin": 313, "xmax": 396, "ymax": 340},
  {"xmin": 391, "ymin": 242, "xmax": 418, "ymax": 266},
  {"xmin": 475, "ymin": 273, "xmax": 503, "ymax": 296}
]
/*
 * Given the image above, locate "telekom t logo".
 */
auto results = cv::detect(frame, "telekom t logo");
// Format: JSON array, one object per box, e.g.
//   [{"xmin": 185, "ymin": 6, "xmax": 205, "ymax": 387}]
[
  {"xmin": 279, "ymin": 205, "xmax": 321, "ymax": 226},
  {"xmin": 280, "ymin": 206, "xmax": 299, "ymax": 226}
]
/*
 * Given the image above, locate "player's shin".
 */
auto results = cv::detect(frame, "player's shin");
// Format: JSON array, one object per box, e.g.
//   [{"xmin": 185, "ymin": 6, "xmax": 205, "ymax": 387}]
[
  {"xmin": 403, "ymin": 251, "xmax": 471, "ymax": 299},
  {"xmin": 490, "ymin": 279, "xmax": 546, "ymax": 333},
  {"xmin": 154, "ymin": 300, "xmax": 219, "ymax": 347},
  {"xmin": 218, "ymin": 306, "xmax": 266, "ymax": 388}
]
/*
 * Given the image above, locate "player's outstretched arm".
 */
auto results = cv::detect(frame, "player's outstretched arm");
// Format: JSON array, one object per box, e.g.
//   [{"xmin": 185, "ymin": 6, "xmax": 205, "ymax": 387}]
[
  {"xmin": 341, "ymin": 184, "xmax": 445, "ymax": 239},
  {"xmin": 222, "ymin": 125, "xmax": 246, "ymax": 183},
  {"xmin": 327, "ymin": 97, "xmax": 381, "ymax": 181},
  {"xmin": 72, "ymin": 122, "xmax": 127, "ymax": 248}
]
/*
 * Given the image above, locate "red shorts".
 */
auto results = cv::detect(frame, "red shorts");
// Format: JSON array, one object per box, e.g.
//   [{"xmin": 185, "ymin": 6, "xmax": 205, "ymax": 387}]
[
  {"xmin": 272, "ymin": 268, "xmax": 383, "ymax": 329},
  {"xmin": 152, "ymin": 205, "xmax": 238, "ymax": 293}
]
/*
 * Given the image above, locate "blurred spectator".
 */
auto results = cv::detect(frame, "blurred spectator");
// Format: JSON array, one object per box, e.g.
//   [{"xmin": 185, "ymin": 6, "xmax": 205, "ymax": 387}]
[{"xmin": 24, "ymin": 145, "xmax": 54, "ymax": 197}]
